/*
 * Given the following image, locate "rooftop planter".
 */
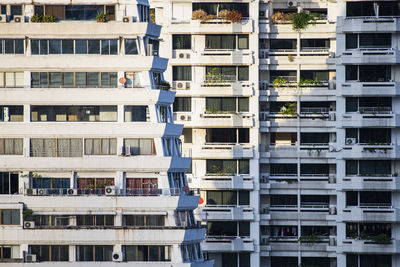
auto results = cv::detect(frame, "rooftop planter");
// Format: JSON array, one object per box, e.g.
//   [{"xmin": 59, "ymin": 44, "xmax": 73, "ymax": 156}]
[{"xmin": 271, "ymin": 11, "xmax": 325, "ymax": 32}]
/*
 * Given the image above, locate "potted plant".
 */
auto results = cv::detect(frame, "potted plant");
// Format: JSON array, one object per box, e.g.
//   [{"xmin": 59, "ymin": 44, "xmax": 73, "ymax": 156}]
[{"xmin": 96, "ymin": 12, "xmax": 107, "ymax": 22}]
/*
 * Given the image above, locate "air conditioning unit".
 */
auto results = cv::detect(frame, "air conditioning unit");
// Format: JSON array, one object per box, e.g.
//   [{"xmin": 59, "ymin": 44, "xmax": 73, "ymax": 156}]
[
  {"xmin": 122, "ymin": 16, "xmax": 132, "ymax": 23},
  {"xmin": 345, "ymin": 138, "xmax": 356, "ymax": 146},
  {"xmin": 178, "ymin": 53, "xmax": 185, "ymax": 59},
  {"xmin": 37, "ymin": 188, "xmax": 47, "ymax": 196},
  {"xmin": 176, "ymin": 82, "xmax": 184, "ymax": 89},
  {"xmin": 185, "ymin": 82, "xmax": 191, "ymax": 89},
  {"xmin": 105, "ymin": 186, "xmax": 115, "ymax": 195},
  {"xmin": 287, "ymin": 0, "xmax": 298, "ymax": 7},
  {"xmin": 179, "ymin": 114, "xmax": 191, "ymax": 121},
  {"xmin": 14, "ymin": 15, "xmax": 24, "ymax": 23},
  {"xmin": 25, "ymin": 254, "xmax": 37, "ymax": 262},
  {"xmin": 125, "ymin": 145, "xmax": 131, "ymax": 156},
  {"xmin": 26, "ymin": 189, "xmax": 37, "ymax": 196},
  {"xmin": 0, "ymin": 15, "xmax": 6, "ymax": 23},
  {"xmin": 24, "ymin": 221, "xmax": 35, "ymax": 229},
  {"xmin": 329, "ymin": 52, "xmax": 336, "ymax": 58},
  {"xmin": 67, "ymin": 188, "xmax": 77, "ymax": 195},
  {"xmin": 112, "ymin": 251, "xmax": 123, "ymax": 262},
  {"xmin": 259, "ymin": 11, "xmax": 265, "ymax": 17}
]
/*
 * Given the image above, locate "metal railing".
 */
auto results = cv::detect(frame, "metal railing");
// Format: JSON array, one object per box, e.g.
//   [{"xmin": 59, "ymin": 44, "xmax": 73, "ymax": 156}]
[
  {"xmin": 300, "ymin": 107, "xmax": 330, "ymax": 114},
  {"xmin": 359, "ymin": 107, "xmax": 392, "ymax": 114},
  {"xmin": 26, "ymin": 188, "xmax": 194, "ymax": 197}
]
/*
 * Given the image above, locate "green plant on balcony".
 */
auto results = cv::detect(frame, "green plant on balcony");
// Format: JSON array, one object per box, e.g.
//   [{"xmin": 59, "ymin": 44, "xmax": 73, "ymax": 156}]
[
  {"xmin": 298, "ymin": 233, "xmax": 322, "ymax": 243},
  {"xmin": 23, "ymin": 208, "xmax": 34, "ymax": 221},
  {"xmin": 288, "ymin": 54, "xmax": 294, "ymax": 62},
  {"xmin": 30, "ymin": 14, "xmax": 56, "ymax": 23},
  {"xmin": 273, "ymin": 77, "xmax": 287, "ymax": 89},
  {"xmin": 208, "ymin": 165, "xmax": 235, "ymax": 176},
  {"xmin": 96, "ymin": 12, "xmax": 107, "ymax": 22},
  {"xmin": 279, "ymin": 103, "xmax": 297, "ymax": 116},
  {"xmin": 206, "ymin": 68, "xmax": 226, "ymax": 84},
  {"xmin": 291, "ymin": 12, "xmax": 321, "ymax": 32},
  {"xmin": 150, "ymin": 9, "xmax": 156, "ymax": 24},
  {"xmin": 370, "ymin": 233, "xmax": 391, "ymax": 244}
]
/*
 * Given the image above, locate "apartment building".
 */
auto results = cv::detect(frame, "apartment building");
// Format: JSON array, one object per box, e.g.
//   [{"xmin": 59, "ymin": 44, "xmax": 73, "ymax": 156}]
[
  {"xmin": 150, "ymin": 0, "xmax": 400, "ymax": 266},
  {"xmin": 0, "ymin": 1, "xmax": 213, "ymax": 266}
]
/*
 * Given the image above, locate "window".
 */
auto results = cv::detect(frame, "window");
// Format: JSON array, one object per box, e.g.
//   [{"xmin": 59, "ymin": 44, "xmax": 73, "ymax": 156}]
[
  {"xmin": 126, "ymin": 178, "xmax": 158, "ymax": 196},
  {"xmin": 181, "ymin": 243, "xmax": 202, "ymax": 262},
  {"xmin": 31, "ymin": 106, "xmax": 117, "ymax": 122},
  {"xmin": 124, "ymin": 106, "xmax": 149, "ymax": 122},
  {"xmin": 77, "ymin": 178, "xmax": 114, "ymax": 193},
  {"xmin": 30, "ymin": 138, "xmax": 83, "ymax": 157},
  {"xmin": 31, "ymin": 72, "xmax": 117, "ymax": 88},
  {"xmin": 205, "ymin": 35, "xmax": 249, "ymax": 50},
  {"xmin": 124, "ymin": 215, "xmax": 164, "ymax": 227},
  {"xmin": 0, "ymin": 172, "xmax": 18, "ymax": 195},
  {"xmin": 101, "ymin": 40, "xmax": 118, "ymax": 55},
  {"xmin": 0, "ymin": 138, "xmax": 23, "ymax": 155},
  {"xmin": 0, "ymin": 39, "xmax": 24, "ymax": 54},
  {"xmin": 125, "ymin": 72, "xmax": 141, "ymax": 88},
  {"xmin": 125, "ymin": 39, "xmax": 138, "ymax": 55},
  {"xmin": 206, "ymin": 159, "xmax": 249, "ymax": 175},
  {"xmin": 124, "ymin": 139, "xmax": 155, "ymax": 155},
  {"xmin": 270, "ymin": 164, "xmax": 297, "ymax": 176},
  {"xmin": 270, "ymin": 39, "xmax": 297, "ymax": 50},
  {"xmin": 0, "ymin": 5, "xmax": 6, "ymax": 15},
  {"xmin": 138, "ymin": 4, "xmax": 150, "ymax": 22},
  {"xmin": 124, "ymin": 245, "xmax": 171, "ymax": 261},
  {"xmin": 173, "ymin": 97, "xmax": 191, "ymax": 112},
  {"xmin": 10, "ymin": 5, "xmax": 22, "ymax": 20},
  {"xmin": 173, "ymin": 66, "xmax": 192, "ymax": 81},
  {"xmin": 30, "ymin": 245, "xmax": 68, "ymax": 262},
  {"xmin": 206, "ymin": 97, "xmax": 249, "ymax": 113},
  {"xmin": 32, "ymin": 177, "xmax": 70, "ymax": 189},
  {"xmin": 346, "ymin": 160, "xmax": 391, "ymax": 176},
  {"xmin": 76, "ymin": 245, "xmax": 113, "ymax": 261},
  {"xmin": 0, "ymin": 209, "xmax": 20, "ymax": 225},
  {"xmin": 0, "ymin": 246, "xmax": 19, "ymax": 259},
  {"xmin": 84, "ymin": 138, "xmax": 117, "ymax": 155},
  {"xmin": 0, "ymin": 72, "xmax": 24, "ymax": 88},
  {"xmin": 32, "ymin": 215, "xmax": 70, "ymax": 227},
  {"xmin": 301, "ymin": 39, "xmax": 330, "ymax": 50},
  {"xmin": 0, "ymin": 106, "xmax": 23, "ymax": 122},
  {"xmin": 173, "ymin": 35, "xmax": 191, "ymax": 50},
  {"xmin": 206, "ymin": 190, "xmax": 249, "ymax": 206},
  {"xmin": 77, "ymin": 215, "xmax": 114, "ymax": 226},
  {"xmin": 192, "ymin": 3, "xmax": 249, "ymax": 17}
]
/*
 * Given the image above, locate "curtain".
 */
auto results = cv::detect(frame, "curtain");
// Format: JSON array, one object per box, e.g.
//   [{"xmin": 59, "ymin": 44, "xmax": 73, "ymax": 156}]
[
  {"xmin": 75, "ymin": 72, "xmax": 86, "ymax": 87},
  {"xmin": 173, "ymin": 66, "xmax": 191, "ymax": 81},
  {"xmin": 238, "ymin": 35, "xmax": 248, "ymax": 50},
  {"xmin": 140, "ymin": 139, "xmax": 153, "ymax": 155},
  {"xmin": 125, "ymin": 139, "xmax": 140, "ymax": 155},
  {"xmin": 57, "ymin": 139, "xmax": 70, "ymax": 157},
  {"xmin": 70, "ymin": 139, "xmax": 82, "ymax": 157}
]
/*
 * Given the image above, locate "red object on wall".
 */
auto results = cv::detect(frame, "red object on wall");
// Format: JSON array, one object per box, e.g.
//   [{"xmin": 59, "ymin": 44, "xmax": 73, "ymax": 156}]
[{"xmin": 199, "ymin": 197, "xmax": 204, "ymax": 205}]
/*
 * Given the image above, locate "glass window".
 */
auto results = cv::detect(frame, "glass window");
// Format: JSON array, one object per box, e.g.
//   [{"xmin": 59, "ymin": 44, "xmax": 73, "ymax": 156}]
[
  {"xmin": 39, "ymin": 40, "xmax": 48, "ymax": 55},
  {"xmin": 65, "ymin": 5, "xmax": 104, "ymax": 21},
  {"xmin": 238, "ymin": 98, "xmax": 249, "ymax": 112},
  {"xmin": 173, "ymin": 34, "xmax": 191, "ymax": 50},
  {"xmin": 75, "ymin": 40, "xmax": 87, "ymax": 54},
  {"xmin": 173, "ymin": 66, "xmax": 192, "ymax": 81},
  {"xmin": 61, "ymin": 40, "xmax": 74, "ymax": 54},
  {"xmin": 1, "ymin": 209, "xmax": 20, "ymax": 225},
  {"xmin": 173, "ymin": 97, "xmax": 191, "ymax": 112},
  {"xmin": 49, "ymin": 40, "xmax": 61, "ymax": 54},
  {"xmin": 125, "ymin": 39, "xmax": 138, "ymax": 55},
  {"xmin": 88, "ymin": 40, "xmax": 100, "ymax": 54},
  {"xmin": 346, "ymin": 66, "xmax": 358, "ymax": 81},
  {"xmin": 238, "ymin": 35, "xmax": 249, "ymax": 50},
  {"xmin": 31, "ymin": 40, "xmax": 39, "ymax": 55}
]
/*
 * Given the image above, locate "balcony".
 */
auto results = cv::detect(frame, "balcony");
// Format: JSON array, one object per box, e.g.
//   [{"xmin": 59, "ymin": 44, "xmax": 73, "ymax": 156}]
[
  {"xmin": 338, "ymin": 16, "xmax": 400, "ymax": 33},
  {"xmin": 196, "ymin": 206, "xmax": 254, "ymax": 221},
  {"xmin": 269, "ymin": 236, "xmax": 333, "ymax": 252},
  {"xmin": 340, "ymin": 206, "xmax": 400, "ymax": 222},
  {"xmin": 341, "ymin": 48, "xmax": 400, "ymax": 64},
  {"xmin": 189, "ymin": 175, "xmax": 255, "ymax": 190},
  {"xmin": 341, "ymin": 82, "xmax": 400, "ymax": 96},
  {"xmin": 192, "ymin": 144, "xmax": 254, "ymax": 159},
  {"xmin": 0, "ymin": 21, "xmax": 162, "ymax": 36},
  {"xmin": 202, "ymin": 236, "xmax": 254, "ymax": 252},
  {"xmin": 341, "ymin": 144, "xmax": 399, "ymax": 159},
  {"xmin": 341, "ymin": 239, "xmax": 400, "ymax": 254},
  {"xmin": 171, "ymin": 50, "xmax": 253, "ymax": 65},
  {"xmin": 195, "ymin": 113, "xmax": 254, "ymax": 128},
  {"xmin": 341, "ymin": 175, "xmax": 400, "ymax": 190},
  {"xmin": 341, "ymin": 114, "xmax": 399, "ymax": 128},
  {"xmin": 169, "ymin": 18, "xmax": 254, "ymax": 34},
  {"xmin": 173, "ymin": 81, "xmax": 254, "ymax": 97}
]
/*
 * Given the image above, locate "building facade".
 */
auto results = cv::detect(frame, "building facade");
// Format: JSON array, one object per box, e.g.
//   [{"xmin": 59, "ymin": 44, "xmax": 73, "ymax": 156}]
[
  {"xmin": 0, "ymin": 1, "xmax": 212, "ymax": 266},
  {"xmin": 151, "ymin": 0, "xmax": 400, "ymax": 266}
]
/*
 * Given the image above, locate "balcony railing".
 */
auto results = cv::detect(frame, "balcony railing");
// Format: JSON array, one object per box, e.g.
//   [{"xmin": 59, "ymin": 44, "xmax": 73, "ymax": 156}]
[
  {"xmin": 26, "ymin": 188, "xmax": 194, "ymax": 196},
  {"xmin": 359, "ymin": 107, "xmax": 392, "ymax": 114},
  {"xmin": 300, "ymin": 107, "xmax": 330, "ymax": 114}
]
